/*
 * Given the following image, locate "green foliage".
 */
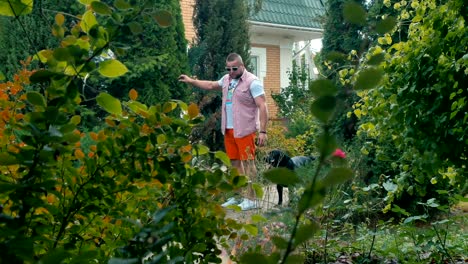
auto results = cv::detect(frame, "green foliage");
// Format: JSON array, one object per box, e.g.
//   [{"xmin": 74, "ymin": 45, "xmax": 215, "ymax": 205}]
[
  {"xmin": 354, "ymin": 0, "xmax": 467, "ymax": 214},
  {"xmin": 0, "ymin": 1, "xmax": 241, "ymax": 263},
  {"xmin": 188, "ymin": 0, "xmax": 253, "ymax": 151}
]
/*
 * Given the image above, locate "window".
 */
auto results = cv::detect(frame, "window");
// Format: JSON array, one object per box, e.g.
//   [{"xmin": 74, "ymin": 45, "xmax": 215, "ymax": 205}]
[{"xmin": 250, "ymin": 56, "xmax": 259, "ymax": 76}]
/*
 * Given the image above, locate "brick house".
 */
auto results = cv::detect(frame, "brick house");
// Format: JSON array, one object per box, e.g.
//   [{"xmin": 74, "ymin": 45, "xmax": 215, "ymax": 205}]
[{"xmin": 179, "ymin": 0, "xmax": 326, "ymax": 117}]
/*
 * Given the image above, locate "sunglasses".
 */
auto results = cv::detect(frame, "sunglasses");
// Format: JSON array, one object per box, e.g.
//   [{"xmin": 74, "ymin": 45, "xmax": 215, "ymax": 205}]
[{"xmin": 225, "ymin": 67, "xmax": 239, "ymax": 72}]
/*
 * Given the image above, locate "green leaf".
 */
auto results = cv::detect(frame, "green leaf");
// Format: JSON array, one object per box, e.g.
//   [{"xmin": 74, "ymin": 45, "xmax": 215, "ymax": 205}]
[
  {"xmin": 310, "ymin": 96, "xmax": 336, "ymax": 123},
  {"xmin": 294, "ymin": 222, "xmax": 320, "ymax": 246},
  {"xmin": 215, "ymin": 151, "xmax": 231, "ymax": 166},
  {"xmin": 232, "ymin": 175, "xmax": 248, "ymax": 188},
  {"xmin": 0, "ymin": 71, "xmax": 5, "ymax": 81},
  {"xmin": 128, "ymin": 21, "xmax": 143, "ymax": 34},
  {"xmin": 309, "ymin": 79, "xmax": 337, "ymax": 97},
  {"xmin": 96, "ymin": 93, "xmax": 122, "ymax": 115},
  {"xmin": 0, "ymin": 0, "xmax": 33, "ymax": 16},
  {"xmin": 367, "ymin": 53, "xmax": 385, "ymax": 66},
  {"xmin": 157, "ymin": 134, "xmax": 166, "ymax": 144},
  {"xmin": 81, "ymin": 11, "xmax": 97, "ymax": 33},
  {"xmin": 78, "ymin": 0, "xmax": 94, "ymax": 4},
  {"xmin": 264, "ymin": 168, "xmax": 299, "ymax": 185},
  {"xmin": 375, "ymin": 16, "xmax": 397, "ymax": 34},
  {"xmin": 53, "ymin": 48, "xmax": 70, "ymax": 61},
  {"xmin": 298, "ymin": 188, "xmax": 325, "ymax": 213},
  {"xmin": 321, "ymin": 167, "xmax": 353, "ymax": 186},
  {"xmin": 251, "ymin": 214, "xmax": 267, "ymax": 223},
  {"xmin": 98, "ymin": 59, "xmax": 128, "ymax": 78},
  {"xmin": 192, "ymin": 144, "xmax": 210, "ymax": 155},
  {"xmin": 243, "ymin": 224, "xmax": 258, "ymax": 236},
  {"xmin": 354, "ymin": 67, "xmax": 383, "ymax": 90},
  {"xmin": 316, "ymin": 132, "xmax": 337, "ymax": 157},
  {"xmin": 162, "ymin": 101, "xmax": 177, "ymax": 113},
  {"xmin": 271, "ymin": 236, "xmax": 288, "ymax": 249},
  {"xmin": 91, "ymin": 1, "xmax": 112, "ymax": 15},
  {"xmin": 285, "ymin": 254, "xmax": 306, "ymax": 264},
  {"xmin": 113, "ymin": 0, "xmax": 131, "ymax": 9},
  {"xmin": 108, "ymin": 258, "xmax": 139, "ymax": 264},
  {"xmin": 252, "ymin": 183, "xmax": 264, "ymax": 199},
  {"xmin": 343, "ymin": 1, "xmax": 367, "ymax": 25},
  {"xmin": 239, "ymin": 253, "xmax": 269, "ymax": 263},
  {"xmin": 29, "ymin": 70, "xmax": 60, "ymax": 83},
  {"xmin": 0, "ymin": 153, "xmax": 18, "ymax": 165},
  {"xmin": 152, "ymin": 10, "xmax": 172, "ymax": 28},
  {"xmin": 26, "ymin": 91, "xmax": 46, "ymax": 107}
]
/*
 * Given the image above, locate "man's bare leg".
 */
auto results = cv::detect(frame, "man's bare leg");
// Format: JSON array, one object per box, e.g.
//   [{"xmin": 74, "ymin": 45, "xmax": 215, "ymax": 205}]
[{"xmin": 242, "ymin": 159, "xmax": 258, "ymax": 200}]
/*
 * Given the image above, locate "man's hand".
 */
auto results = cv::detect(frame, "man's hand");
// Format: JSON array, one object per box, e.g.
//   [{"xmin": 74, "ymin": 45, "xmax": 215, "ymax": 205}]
[
  {"xmin": 257, "ymin": 132, "xmax": 267, "ymax": 147},
  {"xmin": 178, "ymin": 74, "xmax": 192, "ymax": 84}
]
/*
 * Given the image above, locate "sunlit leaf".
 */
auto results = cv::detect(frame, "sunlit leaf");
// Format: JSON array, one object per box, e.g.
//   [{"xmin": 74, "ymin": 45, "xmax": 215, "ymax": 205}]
[
  {"xmin": 215, "ymin": 151, "xmax": 231, "ymax": 166},
  {"xmin": 91, "ymin": 1, "xmax": 112, "ymax": 15},
  {"xmin": 322, "ymin": 167, "xmax": 353, "ymax": 186},
  {"xmin": 375, "ymin": 16, "xmax": 396, "ymax": 34},
  {"xmin": 162, "ymin": 101, "xmax": 177, "ymax": 113},
  {"xmin": 96, "ymin": 93, "xmax": 122, "ymax": 115},
  {"xmin": 152, "ymin": 10, "xmax": 172, "ymax": 28},
  {"xmin": 0, "ymin": 0, "xmax": 33, "ymax": 16},
  {"xmin": 310, "ymin": 96, "xmax": 336, "ymax": 123},
  {"xmin": 0, "ymin": 71, "xmax": 5, "ymax": 81},
  {"xmin": 343, "ymin": 1, "xmax": 367, "ymax": 25},
  {"xmin": 264, "ymin": 168, "xmax": 299, "ymax": 185},
  {"xmin": 70, "ymin": 115, "xmax": 81, "ymax": 125},
  {"xmin": 26, "ymin": 91, "xmax": 46, "ymax": 107},
  {"xmin": 251, "ymin": 214, "xmax": 267, "ymax": 223},
  {"xmin": 78, "ymin": 0, "xmax": 94, "ymax": 4},
  {"xmin": 98, "ymin": 59, "xmax": 128, "ymax": 78},
  {"xmin": 81, "ymin": 11, "xmax": 97, "ymax": 33},
  {"xmin": 243, "ymin": 224, "xmax": 258, "ymax": 236},
  {"xmin": 309, "ymin": 79, "xmax": 337, "ymax": 97},
  {"xmin": 157, "ymin": 134, "xmax": 166, "ymax": 144},
  {"xmin": 354, "ymin": 67, "xmax": 383, "ymax": 90},
  {"xmin": 232, "ymin": 175, "xmax": 248, "ymax": 188},
  {"xmin": 192, "ymin": 144, "xmax": 210, "ymax": 155}
]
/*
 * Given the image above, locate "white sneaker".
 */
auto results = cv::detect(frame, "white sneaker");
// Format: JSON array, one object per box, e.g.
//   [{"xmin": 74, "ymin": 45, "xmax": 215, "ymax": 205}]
[
  {"xmin": 238, "ymin": 198, "xmax": 260, "ymax": 211},
  {"xmin": 221, "ymin": 197, "xmax": 241, "ymax": 207}
]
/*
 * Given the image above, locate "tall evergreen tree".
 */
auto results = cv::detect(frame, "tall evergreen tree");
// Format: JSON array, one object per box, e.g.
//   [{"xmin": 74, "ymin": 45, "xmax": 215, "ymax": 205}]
[
  {"xmin": 189, "ymin": 0, "xmax": 252, "ymax": 150},
  {"xmin": 103, "ymin": 0, "xmax": 190, "ymax": 105}
]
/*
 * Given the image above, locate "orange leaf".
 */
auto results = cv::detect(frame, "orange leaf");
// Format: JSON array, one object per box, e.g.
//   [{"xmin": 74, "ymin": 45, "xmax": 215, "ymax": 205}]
[
  {"xmin": 90, "ymin": 132, "xmax": 98, "ymax": 141},
  {"xmin": 188, "ymin": 103, "xmax": 199, "ymax": 119},
  {"xmin": 129, "ymin": 89, "xmax": 138, "ymax": 100},
  {"xmin": 74, "ymin": 149, "xmax": 85, "ymax": 159}
]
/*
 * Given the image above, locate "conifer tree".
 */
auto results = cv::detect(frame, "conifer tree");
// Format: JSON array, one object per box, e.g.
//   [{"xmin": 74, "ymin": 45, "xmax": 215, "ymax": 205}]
[{"xmin": 189, "ymin": 0, "xmax": 252, "ymax": 150}]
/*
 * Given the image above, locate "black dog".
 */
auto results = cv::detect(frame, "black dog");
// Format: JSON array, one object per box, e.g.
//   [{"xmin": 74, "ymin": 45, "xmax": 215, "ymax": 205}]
[{"xmin": 265, "ymin": 149, "xmax": 315, "ymax": 205}]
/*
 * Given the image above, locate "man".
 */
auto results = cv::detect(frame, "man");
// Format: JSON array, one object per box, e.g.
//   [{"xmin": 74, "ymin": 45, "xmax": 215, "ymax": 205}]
[{"xmin": 179, "ymin": 53, "xmax": 268, "ymax": 210}]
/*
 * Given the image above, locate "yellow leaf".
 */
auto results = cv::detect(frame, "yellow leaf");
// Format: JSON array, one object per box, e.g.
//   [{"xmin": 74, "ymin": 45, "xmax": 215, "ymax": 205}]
[
  {"xmin": 187, "ymin": 103, "xmax": 199, "ymax": 119},
  {"xmin": 129, "ymin": 89, "xmax": 138, "ymax": 100},
  {"xmin": 55, "ymin": 13, "xmax": 65, "ymax": 26}
]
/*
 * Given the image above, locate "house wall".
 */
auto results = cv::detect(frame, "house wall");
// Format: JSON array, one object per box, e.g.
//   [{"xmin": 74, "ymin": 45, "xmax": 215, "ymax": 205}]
[
  {"xmin": 251, "ymin": 44, "xmax": 281, "ymax": 118},
  {"xmin": 180, "ymin": 0, "xmax": 196, "ymax": 43}
]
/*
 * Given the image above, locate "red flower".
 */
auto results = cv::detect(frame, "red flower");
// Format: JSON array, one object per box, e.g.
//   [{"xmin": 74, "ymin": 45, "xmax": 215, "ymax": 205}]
[{"xmin": 332, "ymin": 148, "xmax": 346, "ymax": 159}]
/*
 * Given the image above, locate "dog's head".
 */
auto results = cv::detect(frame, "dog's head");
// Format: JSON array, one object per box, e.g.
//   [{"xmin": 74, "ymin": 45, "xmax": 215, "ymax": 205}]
[{"xmin": 265, "ymin": 150, "xmax": 293, "ymax": 169}]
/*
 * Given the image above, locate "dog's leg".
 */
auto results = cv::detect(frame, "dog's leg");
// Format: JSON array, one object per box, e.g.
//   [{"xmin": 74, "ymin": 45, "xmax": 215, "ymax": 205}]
[{"xmin": 277, "ymin": 184, "xmax": 283, "ymax": 205}]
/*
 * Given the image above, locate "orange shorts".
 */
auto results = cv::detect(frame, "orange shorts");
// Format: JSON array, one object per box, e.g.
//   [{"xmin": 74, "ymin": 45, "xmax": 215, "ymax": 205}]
[{"xmin": 224, "ymin": 129, "xmax": 256, "ymax": 160}]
